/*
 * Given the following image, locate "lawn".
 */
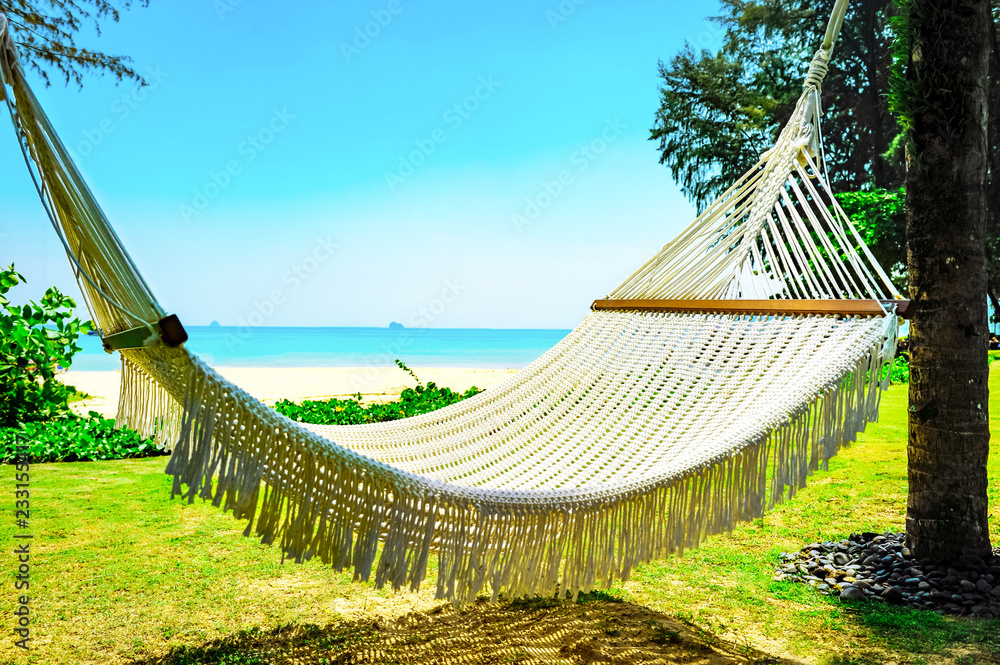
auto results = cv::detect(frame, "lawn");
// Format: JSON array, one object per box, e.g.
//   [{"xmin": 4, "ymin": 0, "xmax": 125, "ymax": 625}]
[{"xmin": 0, "ymin": 367, "xmax": 998, "ymax": 664}]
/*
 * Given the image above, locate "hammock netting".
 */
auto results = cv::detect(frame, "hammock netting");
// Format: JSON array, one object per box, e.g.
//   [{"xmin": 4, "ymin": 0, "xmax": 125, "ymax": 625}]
[{"xmin": 0, "ymin": 1, "xmax": 904, "ymax": 607}]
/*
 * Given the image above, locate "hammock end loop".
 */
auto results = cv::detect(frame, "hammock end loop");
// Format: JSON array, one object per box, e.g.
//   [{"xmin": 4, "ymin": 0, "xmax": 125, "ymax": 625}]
[{"xmin": 803, "ymin": 48, "xmax": 831, "ymax": 92}]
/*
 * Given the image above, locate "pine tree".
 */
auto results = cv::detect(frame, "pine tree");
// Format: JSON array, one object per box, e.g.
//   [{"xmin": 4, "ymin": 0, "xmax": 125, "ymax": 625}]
[
  {"xmin": 0, "ymin": 1, "xmax": 149, "ymax": 87},
  {"xmin": 650, "ymin": 0, "xmax": 902, "ymax": 211}
]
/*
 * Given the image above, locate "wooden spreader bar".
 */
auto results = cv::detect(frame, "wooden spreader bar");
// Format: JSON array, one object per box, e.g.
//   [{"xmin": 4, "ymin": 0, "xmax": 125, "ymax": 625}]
[
  {"xmin": 591, "ymin": 298, "xmax": 913, "ymax": 319},
  {"xmin": 102, "ymin": 314, "xmax": 189, "ymax": 352}
]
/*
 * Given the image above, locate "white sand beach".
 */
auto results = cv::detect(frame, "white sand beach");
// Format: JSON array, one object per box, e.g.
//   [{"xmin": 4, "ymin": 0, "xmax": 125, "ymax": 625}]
[{"xmin": 59, "ymin": 366, "xmax": 521, "ymax": 418}]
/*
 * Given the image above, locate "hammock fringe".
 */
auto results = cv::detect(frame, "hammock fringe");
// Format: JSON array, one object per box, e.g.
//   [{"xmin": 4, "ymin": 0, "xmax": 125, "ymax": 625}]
[{"xmin": 116, "ymin": 312, "xmax": 896, "ymax": 607}]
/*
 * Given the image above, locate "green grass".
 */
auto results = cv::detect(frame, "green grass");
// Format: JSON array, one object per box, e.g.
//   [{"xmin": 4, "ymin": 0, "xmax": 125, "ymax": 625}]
[{"xmin": 0, "ymin": 367, "xmax": 998, "ymax": 664}]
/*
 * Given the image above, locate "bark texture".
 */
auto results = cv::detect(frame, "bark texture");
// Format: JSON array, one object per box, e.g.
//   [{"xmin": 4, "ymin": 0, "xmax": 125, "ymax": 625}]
[
  {"xmin": 905, "ymin": 0, "xmax": 993, "ymax": 560},
  {"xmin": 988, "ymin": 13, "xmax": 1000, "ymax": 332}
]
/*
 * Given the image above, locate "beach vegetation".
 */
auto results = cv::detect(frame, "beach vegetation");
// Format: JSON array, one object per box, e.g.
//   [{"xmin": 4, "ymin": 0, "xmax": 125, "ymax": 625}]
[
  {"xmin": 0, "ymin": 266, "xmax": 162, "ymax": 463},
  {"xmin": 883, "ymin": 356, "xmax": 910, "ymax": 385},
  {"xmin": 0, "ymin": 410, "xmax": 163, "ymax": 463},
  {"xmin": 274, "ymin": 383, "xmax": 481, "ymax": 426},
  {"xmin": 274, "ymin": 359, "xmax": 482, "ymax": 425},
  {"xmin": 0, "ymin": 265, "xmax": 93, "ymax": 427},
  {"xmin": 834, "ymin": 188, "xmax": 907, "ymax": 294}
]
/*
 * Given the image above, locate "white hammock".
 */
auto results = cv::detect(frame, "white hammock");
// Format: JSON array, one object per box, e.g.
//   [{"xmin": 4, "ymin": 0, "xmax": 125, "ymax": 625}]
[{"xmin": 0, "ymin": 1, "xmax": 904, "ymax": 606}]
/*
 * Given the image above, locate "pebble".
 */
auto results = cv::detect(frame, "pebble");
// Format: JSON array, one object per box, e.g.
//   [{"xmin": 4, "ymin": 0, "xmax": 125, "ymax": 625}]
[
  {"xmin": 883, "ymin": 586, "xmax": 904, "ymax": 605},
  {"xmin": 773, "ymin": 532, "xmax": 1000, "ymax": 617},
  {"xmin": 840, "ymin": 586, "xmax": 865, "ymax": 600}
]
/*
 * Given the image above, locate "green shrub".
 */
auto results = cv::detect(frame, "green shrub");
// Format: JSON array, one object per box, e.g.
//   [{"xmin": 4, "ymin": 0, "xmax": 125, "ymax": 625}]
[
  {"xmin": 0, "ymin": 266, "xmax": 93, "ymax": 426},
  {"xmin": 834, "ymin": 188, "xmax": 907, "ymax": 293},
  {"xmin": 884, "ymin": 357, "xmax": 910, "ymax": 384},
  {"xmin": 0, "ymin": 412, "xmax": 163, "ymax": 463},
  {"xmin": 275, "ymin": 360, "xmax": 482, "ymax": 425}
]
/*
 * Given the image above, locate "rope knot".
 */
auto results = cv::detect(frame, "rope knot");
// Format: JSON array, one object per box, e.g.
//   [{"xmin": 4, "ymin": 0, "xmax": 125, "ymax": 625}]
[{"xmin": 804, "ymin": 49, "xmax": 830, "ymax": 91}]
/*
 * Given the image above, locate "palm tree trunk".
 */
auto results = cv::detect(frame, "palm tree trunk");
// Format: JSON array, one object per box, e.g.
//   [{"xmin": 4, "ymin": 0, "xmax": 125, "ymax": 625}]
[
  {"xmin": 904, "ymin": 0, "xmax": 993, "ymax": 560},
  {"xmin": 987, "ymin": 10, "xmax": 1000, "ymax": 335}
]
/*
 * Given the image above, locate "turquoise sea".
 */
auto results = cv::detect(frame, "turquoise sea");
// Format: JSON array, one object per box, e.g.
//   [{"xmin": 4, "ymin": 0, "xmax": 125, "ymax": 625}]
[{"xmin": 72, "ymin": 326, "xmax": 572, "ymax": 371}]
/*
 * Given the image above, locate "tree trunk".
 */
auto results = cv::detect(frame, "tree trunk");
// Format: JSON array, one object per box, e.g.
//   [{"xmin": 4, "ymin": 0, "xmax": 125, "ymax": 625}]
[
  {"xmin": 987, "ymin": 10, "xmax": 1000, "ymax": 334},
  {"xmin": 904, "ymin": 0, "xmax": 993, "ymax": 560}
]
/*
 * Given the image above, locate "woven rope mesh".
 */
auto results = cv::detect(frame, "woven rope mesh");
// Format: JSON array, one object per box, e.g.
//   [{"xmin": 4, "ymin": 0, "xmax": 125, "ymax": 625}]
[{"xmin": 302, "ymin": 311, "xmax": 888, "ymax": 496}]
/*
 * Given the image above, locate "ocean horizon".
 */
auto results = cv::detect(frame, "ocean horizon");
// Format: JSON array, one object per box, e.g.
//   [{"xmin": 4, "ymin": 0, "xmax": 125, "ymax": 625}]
[{"xmin": 72, "ymin": 326, "xmax": 573, "ymax": 371}]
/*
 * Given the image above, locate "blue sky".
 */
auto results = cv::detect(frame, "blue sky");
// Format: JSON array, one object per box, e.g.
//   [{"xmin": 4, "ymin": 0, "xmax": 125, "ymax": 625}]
[{"xmin": 0, "ymin": 0, "xmax": 728, "ymax": 329}]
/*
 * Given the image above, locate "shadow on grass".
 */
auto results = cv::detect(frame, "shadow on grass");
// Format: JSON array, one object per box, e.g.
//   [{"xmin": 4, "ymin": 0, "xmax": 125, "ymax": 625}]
[
  {"xmin": 137, "ymin": 592, "xmax": 802, "ymax": 664},
  {"xmin": 830, "ymin": 596, "xmax": 1000, "ymax": 663}
]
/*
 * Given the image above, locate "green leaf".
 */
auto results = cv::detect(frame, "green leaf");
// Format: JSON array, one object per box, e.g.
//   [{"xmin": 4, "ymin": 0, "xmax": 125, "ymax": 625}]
[{"xmin": 0, "ymin": 268, "xmax": 94, "ymax": 426}]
